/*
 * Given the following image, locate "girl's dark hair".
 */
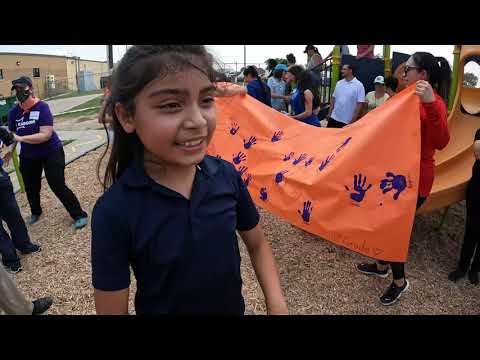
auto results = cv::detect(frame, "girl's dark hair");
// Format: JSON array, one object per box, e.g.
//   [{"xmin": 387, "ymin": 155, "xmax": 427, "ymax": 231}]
[
  {"xmin": 288, "ymin": 65, "xmax": 320, "ymax": 109},
  {"xmin": 273, "ymin": 69, "xmax": 284, "ymax": 80},
  {"xmin": 98, "ymin": 45, "xmax": 216, "ymax": 191},
  {"xmin": 286, "ymin": 53, "xmax": 296, "ymax": 64},
  {"xmin": 266, "ymin": 59, "xmax": 278, "ymax": 71},
  {"xmin": 411, "ymin": 52, "xmax": 452, "ymax": 102},
  {"xmin": 243, "ymin": 65, "xmax": 259, "ymax": 78},
  {"xmin": 385, "ymin": 76, "xmax": 399, "ymax": 92}
]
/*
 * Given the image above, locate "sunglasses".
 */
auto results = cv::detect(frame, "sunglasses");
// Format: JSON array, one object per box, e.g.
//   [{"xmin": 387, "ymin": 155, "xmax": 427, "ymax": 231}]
[{"xmin": 403, "ymin": 65, "xmax": 420, "ymax": 76}]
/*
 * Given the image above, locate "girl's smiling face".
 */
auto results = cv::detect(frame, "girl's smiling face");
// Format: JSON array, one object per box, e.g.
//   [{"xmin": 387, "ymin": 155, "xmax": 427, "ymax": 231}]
[{"xmin": 116, "ymin": 68, "xmax": 217, "ymax": 168}]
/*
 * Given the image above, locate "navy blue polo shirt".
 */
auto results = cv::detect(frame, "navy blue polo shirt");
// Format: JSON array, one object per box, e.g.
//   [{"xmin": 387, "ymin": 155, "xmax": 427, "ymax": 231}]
[{"xmin": 91, "ymin": 155, "xmax": 260, "ymax": 315}]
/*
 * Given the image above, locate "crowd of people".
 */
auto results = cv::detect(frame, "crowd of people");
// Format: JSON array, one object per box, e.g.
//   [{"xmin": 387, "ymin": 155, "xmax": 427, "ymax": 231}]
[{"xmin": 0, "ymin": 44, "xmax": 478, "ymax": 315}]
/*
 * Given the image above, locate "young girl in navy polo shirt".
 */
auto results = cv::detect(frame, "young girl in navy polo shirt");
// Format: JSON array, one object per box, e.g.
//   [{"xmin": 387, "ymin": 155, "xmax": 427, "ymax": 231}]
[{"xmin": 91, "ymin": 45, "xmax": 288, "ymax": 315}]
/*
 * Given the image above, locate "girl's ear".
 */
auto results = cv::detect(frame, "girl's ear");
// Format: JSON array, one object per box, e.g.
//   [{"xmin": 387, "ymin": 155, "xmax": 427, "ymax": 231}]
[{"xmin": 115, "ymin": 103, "xmax": 136, "ymax": 134}]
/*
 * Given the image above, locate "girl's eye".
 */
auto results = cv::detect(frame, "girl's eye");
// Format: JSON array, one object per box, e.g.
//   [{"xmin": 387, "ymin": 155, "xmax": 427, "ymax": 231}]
[
  {"xmin": 159, "ymin": 102, "xmax": 181, "ymax": 109},
  {"xmin": 202, "ymin": 97, "xmax": 215, "ymax": 105}
]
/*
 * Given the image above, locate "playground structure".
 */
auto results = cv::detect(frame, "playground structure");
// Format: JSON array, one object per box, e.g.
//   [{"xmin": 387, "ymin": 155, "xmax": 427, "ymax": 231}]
[{"xmin": 327, "ymin": 45, "xmax": 480, "ymax": 214}]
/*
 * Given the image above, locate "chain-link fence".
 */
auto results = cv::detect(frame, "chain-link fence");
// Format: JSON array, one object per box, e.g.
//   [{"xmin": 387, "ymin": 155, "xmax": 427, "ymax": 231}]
[{"xmin": 44, "ymin": 71, "xmax": 111, "ymax": 98}]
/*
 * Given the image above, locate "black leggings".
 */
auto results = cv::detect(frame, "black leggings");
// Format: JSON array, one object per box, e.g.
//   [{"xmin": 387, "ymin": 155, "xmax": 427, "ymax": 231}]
[
  {"xmin": 457, "ymin": 180, "xmax": 480, "ymax": 272},
  {"xmin": 327, "ymin": 118, "xmax": 347, "ymax": 129},
  {"xmin": 19, "ymin": 148, "xmax": 87, "ymax": 220},
  {"xmin": 378, "ymin": 196, "xmax": 427, "ymax": 280}
]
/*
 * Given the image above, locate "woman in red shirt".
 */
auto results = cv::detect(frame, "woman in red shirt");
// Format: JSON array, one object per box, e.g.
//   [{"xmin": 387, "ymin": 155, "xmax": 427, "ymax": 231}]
[{"xmin": 357, "ymin": 52, "xmax": 451, "ymax": 305}]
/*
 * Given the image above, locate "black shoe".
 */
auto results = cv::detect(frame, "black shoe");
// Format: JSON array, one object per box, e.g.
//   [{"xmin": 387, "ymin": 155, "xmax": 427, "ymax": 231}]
[
  {"xmin": 357, "ymin": 262, "xmax": 389, "ymax": 278},
  {"xmin": 3, "ymin": 261, "xmax": 23, "ymax": 274},
  {"xmin": 380, "ymin": 279, "xmax": 410, "ymax": 306},
  {"xmin": 19, "ymin": 244, "xmax": 42, "ymax": 255},
  {"xmin": 32, "ymin": 297, "xmax": 53, "ymax": 315},
  {"xmin": 468, "ymin": 270, "xmax": 479, "ymax": 285},
  {"xmin": 27, "ymin": 214, "xmax": 41, "ymax": 225},
  {"xmin": 448, "ymin": 269, "xmax": 467, "ymax": 282}
]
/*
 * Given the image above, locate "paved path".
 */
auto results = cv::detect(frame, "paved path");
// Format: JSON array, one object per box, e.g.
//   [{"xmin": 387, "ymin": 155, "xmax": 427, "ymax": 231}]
[
  {"xmin": 10, "ymin": 130, "xmax": 107, "ymax": 194},
  {"xmin": 46, "ymin": 94, "xmax": 102, "ymax": 116}
]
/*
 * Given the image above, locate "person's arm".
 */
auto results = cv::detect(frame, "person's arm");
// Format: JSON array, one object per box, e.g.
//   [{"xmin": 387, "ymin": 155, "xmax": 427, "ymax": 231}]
[
  {"xmin": 214, "ymin": 83, "xmax": 247, "ymax": 97},
  {"xmin": 326, "ymin": 96, "xmax": 335, "ymax": 119},
  {"xmin": 291, "ymin": 90, "xmax": 313, "ymax": 120},
  {"xmin": 239, "ymin": 224, "xmax": 288, "ymax": 315},
  {"xmin": 350, "ymin": 83, "xmax": 366, "ymax": 123},
  {"xmin": 417, "ymin": 81, "xmax": 450, "ymax": 150},
  {"xmin": 91, "ymin": 201, "xmax": 131, "ymax": 315},
  {"xmin": 350, "ymin": 102, "xmax": 365, "ymax": 123},
  {"xmin": 356, "ymin": 45, "xmax": 375, "ymax": 59},
  {"xmin": 14, "ymin": 126, "xmax": 53, "ymax": 144},
  {"xmin": 94, "ymin": 289, "xmax": 129, "ymax": 315}
]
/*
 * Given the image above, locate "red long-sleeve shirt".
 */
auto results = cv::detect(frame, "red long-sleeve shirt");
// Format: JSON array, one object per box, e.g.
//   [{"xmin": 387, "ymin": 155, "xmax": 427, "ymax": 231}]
[{"xmin": 419, "ymin": 93, "xmax": 450, "ymax": 198}]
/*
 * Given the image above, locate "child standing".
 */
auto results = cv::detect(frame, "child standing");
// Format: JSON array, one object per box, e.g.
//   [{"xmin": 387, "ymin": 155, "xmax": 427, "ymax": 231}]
[
  {"xmin": 91, "ymin": 45, "xmax": 288, "ymax": 315},
  {"xmin": 449, "ymin": 128, "xmax": 480, "ymax": 285}
]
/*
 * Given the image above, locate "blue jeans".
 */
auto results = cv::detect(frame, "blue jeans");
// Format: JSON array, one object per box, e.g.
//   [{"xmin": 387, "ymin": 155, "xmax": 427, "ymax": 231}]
[{"xmin": 0, "ymin": 168, "xmax": 32, "ymax": 266}]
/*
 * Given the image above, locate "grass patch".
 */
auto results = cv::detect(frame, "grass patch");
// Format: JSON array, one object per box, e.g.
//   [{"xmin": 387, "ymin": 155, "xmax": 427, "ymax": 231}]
[
  {"xmin": 45, "ymin": 89, "xmax": 103, "ymax": 101},
  {"xmin": 62, "ymin": 139, "xmax": 74, "ymax": 146},
  {"xmin": 54, "ymin": 107, "xmax": 100, "ymax": 121},
  {"xmin": 68, "ymin": 96, "xmax": 103, "ymax": 111}
]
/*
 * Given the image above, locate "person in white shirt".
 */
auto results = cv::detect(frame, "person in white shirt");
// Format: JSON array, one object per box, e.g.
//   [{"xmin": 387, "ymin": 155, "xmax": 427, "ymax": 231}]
[
  {"xmin": 326, "ymin": 64, "xmax": 366, "ymax": 128},
  {"xmin": 364, "ymin": 75, "xmax": 390, "ymax": 114}
]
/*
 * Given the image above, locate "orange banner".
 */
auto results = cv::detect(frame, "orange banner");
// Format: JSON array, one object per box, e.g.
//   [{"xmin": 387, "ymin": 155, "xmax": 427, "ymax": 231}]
[{"xmin": 209, "ymin": 85, "xmax": 421, "ymax": 262}]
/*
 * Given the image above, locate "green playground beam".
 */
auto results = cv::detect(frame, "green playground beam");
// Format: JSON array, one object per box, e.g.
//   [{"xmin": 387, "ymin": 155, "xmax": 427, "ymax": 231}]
[
  {"xmin": 330, "ymin": 45, "xmax": 341, "ymax": 96},
  {"xmin": 383, "ymin": 45, "xmax": 391, "ymax": 78},
  {"xmin": 448, "ymin": 45, "xmax": 461, "ymax": 112},
  {"xmin": 12, "ymin": 147, "xmax": 25, "ymax": 193}
]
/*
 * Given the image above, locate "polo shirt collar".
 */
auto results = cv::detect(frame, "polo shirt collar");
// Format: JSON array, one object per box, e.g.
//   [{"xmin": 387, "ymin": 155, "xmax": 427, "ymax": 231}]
[{"xmin": 120, "ymin": 155, "xmax": 220, "ymax": 189}]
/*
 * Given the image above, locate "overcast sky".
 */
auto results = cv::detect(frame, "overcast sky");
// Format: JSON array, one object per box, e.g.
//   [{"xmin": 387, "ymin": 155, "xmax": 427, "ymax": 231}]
[{"xmin": 0, "ymin": 44, "xmax": 478, "ymax": 76}]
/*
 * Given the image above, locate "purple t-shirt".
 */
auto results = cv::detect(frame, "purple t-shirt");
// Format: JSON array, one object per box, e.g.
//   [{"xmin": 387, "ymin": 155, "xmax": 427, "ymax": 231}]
[{"xmin": 8, "ymin": 101, "xmax": 62, "ymax": 159}]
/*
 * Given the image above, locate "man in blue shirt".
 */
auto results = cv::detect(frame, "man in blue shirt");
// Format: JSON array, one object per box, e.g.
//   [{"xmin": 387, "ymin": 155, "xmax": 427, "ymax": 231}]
[{"xmin": 243, "ymin": 66, "xmax": 272, "ymax": 107}]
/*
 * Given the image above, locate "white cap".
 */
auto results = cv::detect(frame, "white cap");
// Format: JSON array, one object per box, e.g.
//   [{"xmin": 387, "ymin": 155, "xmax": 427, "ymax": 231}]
[{"xmin": 374, "ymin": 75, "xmax": 385, "ymax": 84}]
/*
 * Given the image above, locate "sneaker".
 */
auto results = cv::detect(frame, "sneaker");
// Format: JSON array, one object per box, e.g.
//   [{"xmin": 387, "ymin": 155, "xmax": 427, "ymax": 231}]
[
  {"xmin": 32, "ymin": 297, "xmax": 53, "ymax": 315},
  {"xmin": 468, "ymin": 270, "xmax": 479, "ymax": 285},
  {"xmin": 380, "ymin": 279, "xmax": 410, "ymax": 306},
  {"xmin": 27, "ymin": 214, "xmax": 41, "ymax": 225},
  {"xmin": 448, "ymin": 269, "xmax": 467, "ymax": 282},
  {"xmin": 3, "ymin": 261, "xmax": 23, "ymax": 274},
  {"xmin": 356, "ymin": 262, "xmax": 389, "ymax": 278},
  {"xmin": 73, "ymin": 216, "xmax": 88, "ymax": 230},
  {"xmin": 19, "ymin": 244, "xmax": 42, "ymax": 255}
]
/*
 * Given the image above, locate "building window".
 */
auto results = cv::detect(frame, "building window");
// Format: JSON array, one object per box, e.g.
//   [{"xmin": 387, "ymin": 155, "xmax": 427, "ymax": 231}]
[
  {"xmin": 0, "ymin": 69, "xmax": 4, "ymax": 80},
  {"xmin": 33, "ymin": 68, "xmax": 40, "ymax": 78}
]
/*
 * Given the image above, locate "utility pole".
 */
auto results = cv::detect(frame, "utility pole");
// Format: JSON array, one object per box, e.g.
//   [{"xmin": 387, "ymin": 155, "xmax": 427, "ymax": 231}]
[
  {"xmin": 243, "ymin": 45, "xmax": 246, "ymax": 69},
  {"xmin": 106, "ymin": 45, "xmax": 114, "ymax": 70}
]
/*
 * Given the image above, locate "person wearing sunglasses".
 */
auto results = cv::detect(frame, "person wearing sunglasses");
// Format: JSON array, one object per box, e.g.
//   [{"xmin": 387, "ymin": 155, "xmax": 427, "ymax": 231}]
[{"xmin": 356, "ymin": 52, "xmax": 451, "ymax": 305}]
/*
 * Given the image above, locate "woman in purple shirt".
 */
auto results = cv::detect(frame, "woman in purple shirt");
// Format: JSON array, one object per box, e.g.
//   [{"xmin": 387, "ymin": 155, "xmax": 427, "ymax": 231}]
[{"xmin": 5, "ymin": 76, "xmax": 88, "ymax": 229}]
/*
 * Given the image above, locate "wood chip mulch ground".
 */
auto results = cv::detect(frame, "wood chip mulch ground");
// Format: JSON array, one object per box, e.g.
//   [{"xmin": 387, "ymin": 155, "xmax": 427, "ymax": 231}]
[{"xmin": 6, "ymin": 146, "xmax": 480, "ymax": 315}]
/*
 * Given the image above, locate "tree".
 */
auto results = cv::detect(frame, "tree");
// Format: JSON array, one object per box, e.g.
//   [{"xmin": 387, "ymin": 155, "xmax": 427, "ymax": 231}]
[{"xmin": 463, "ymin": 72, "xmax": 478, "ymax": 88}]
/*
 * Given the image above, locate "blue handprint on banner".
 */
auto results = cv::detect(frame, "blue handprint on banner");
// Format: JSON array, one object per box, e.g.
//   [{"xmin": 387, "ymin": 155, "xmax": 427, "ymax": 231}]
[
  {"xmin": 271, "ymin": 130, "xmax": 283, "ymax": 142},
  {"xmin": 275, "ymin": 170, "xmax": 288, "ymax": 184},
  {"xmin": 336, "ymin": 137, "xmax": 352, "ymax": 153},
  {"xmin": 237, "ymin": 165, "xmax": 248, "ymax": 177},
  {"xmin": 283, "ymin": 152, "xmax": 295, "ymax": 161},
  {"xmin": 345, "ymin": 174, "xmax": 373, "ymax": 203},
  {"xmin": 229, "ymin": 122, "xmax": 239, "ymax": 135},
  {"xmin": 318, "ymin": 154, "xmax": 335, "ymax": 171},
  {"xmin": 243, "ymin": 174, "xmax": 253, "ymax": 187},
  {"xmin": 293, "ymin": 153, "xmax": 307, "ymax": 165},
  {"xmin": 304, "ymin": 157, "xmax": 315, "ymax": 167},
  {"xmin": 297, "ymin": 201, "xmax": 313, "ymax": 224},
  {"xmin": 243, "ymin": 136, "xmax": 257, "ymax": 149},
  {"xmin": 380, "ymin": 172, "xmax": 407, "ymax": 200},
  {"xmin": 260, "ymin": 187, "xmax": 268, "ymax": 201},
  {"xmin": 232, "ymin": 152, "xmax": 247, "ymax": 165}
]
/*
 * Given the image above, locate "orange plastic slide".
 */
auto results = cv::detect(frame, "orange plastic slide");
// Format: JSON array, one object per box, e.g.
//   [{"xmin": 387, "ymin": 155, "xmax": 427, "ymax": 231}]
[{"xmin": 418, "ymin": 45, "xmax": 480, "ymax": 213}]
